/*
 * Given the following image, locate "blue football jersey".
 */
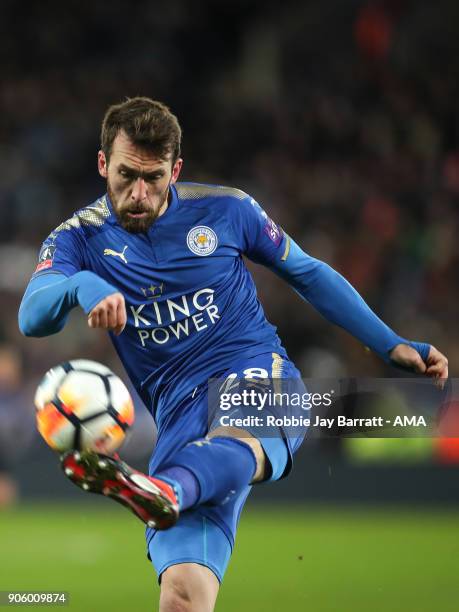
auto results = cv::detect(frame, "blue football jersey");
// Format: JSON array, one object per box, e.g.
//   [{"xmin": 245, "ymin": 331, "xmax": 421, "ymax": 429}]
[{"xmin": 33, "ymin": 183, "xmax": 290, "ymax": 424}]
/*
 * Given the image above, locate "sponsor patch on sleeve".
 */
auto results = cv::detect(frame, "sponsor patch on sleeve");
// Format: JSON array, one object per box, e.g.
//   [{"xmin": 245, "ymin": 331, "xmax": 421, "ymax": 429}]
[
  {"xmin": 35, "ymin": 244, "xmax": 56, "ymax": 273},
  {"xmin": 263, "ymin": 218, "xmax": 283, "ymax": 247}
]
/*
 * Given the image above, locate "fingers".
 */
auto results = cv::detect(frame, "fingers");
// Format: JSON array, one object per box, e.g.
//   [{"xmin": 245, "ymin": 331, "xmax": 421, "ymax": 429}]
[
  {"xmin": 411, "ymin": 354, "xmax": 427, "ymax": 375},
  {"xmin": 390, "ymin": 344, "xmax": 427, "ymax": 373},
  {"xmin": 106, "ymin": 300, "xmax": 118, "ymax": 329},
  {"xmin": 425, "ymin": 346, "xmax": 449, "ymax": 389},
  {"xmin": 390, "ymin": 343, "xmax": 448, "ymax": 389},
  {"xmin": 87, "ymin": 293, "xmax": 126, "ymax": 335},
  {"xmin": 426, "ymin": 362, "xmax": 448, "ymax": 377},
  {"xmin": 113, "ymin": 298, "xmax": 127, "ymax": 336},
  {"xmin": 428, "ymin": 371, "xmax": 447, "ymax": 390}
]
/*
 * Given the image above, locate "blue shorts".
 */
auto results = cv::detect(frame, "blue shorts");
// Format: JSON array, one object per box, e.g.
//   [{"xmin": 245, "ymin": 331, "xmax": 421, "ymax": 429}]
[
  {"xmin": 146, "ymin": 352, "xmax": 306, "ymax": 582},
  {"xmin": 148, "ymin": 509, "xmax": 234, "ymax": 583}
]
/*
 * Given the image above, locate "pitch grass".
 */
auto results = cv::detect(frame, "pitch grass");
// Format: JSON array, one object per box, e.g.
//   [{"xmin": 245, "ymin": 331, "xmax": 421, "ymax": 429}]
[{"xmin": 1, "ymin": 503, "xmax": 459, "ymax": 611}]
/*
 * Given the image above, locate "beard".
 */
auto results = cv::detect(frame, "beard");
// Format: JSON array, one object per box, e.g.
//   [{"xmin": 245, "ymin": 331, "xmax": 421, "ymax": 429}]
[{"xmin": 108, "ymin": 181, "xmax": 170, "ymax": 233}]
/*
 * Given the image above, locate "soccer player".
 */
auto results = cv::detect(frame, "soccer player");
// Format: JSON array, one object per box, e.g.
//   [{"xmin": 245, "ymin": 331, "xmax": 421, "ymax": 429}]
[{"xmin": 18, "ymin": 97, "xmax": 448, "ymax": 612}]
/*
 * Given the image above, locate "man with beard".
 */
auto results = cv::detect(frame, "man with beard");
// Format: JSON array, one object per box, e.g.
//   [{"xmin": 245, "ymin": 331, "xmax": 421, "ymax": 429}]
[{"xmin": 18, "ymin": 97, "xmax": 448, "ymax": 612}]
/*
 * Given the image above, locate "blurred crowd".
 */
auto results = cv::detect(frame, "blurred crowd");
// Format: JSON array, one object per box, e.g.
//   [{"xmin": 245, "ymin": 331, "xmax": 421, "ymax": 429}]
[{"xmin": 1, "ymin": 0, "xmax": 458, "ymax": 486}]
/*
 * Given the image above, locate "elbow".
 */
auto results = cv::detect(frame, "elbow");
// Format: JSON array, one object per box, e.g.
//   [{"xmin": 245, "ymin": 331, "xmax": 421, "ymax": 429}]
[
  {"xmin": 18, "ymin": 278, "xmax": 70, "ymax": 337},
  {"xmin": 18, "ymin": 307, "xmax": 39, "ymax": 337},
  {"xmin": 18, "ymin": 314, "xmax": 62, "ymax": 338},
  {"xmin": 18, "ymin": 300, "xmax": 57, "ymax": 338},
  {"xmin": 20, "ymin": 327, "xmax": 38, "ymax": 338}
]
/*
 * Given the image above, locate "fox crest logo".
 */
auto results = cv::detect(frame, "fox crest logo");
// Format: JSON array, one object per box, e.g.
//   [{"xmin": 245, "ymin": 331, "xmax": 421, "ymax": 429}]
[
  {"xmin": 186, "ymin": 226, "xmax": 218, "ymax": 256},
  {"xmin": 104, "ymin": 245, "xmax": 128, "ymax": 264}
]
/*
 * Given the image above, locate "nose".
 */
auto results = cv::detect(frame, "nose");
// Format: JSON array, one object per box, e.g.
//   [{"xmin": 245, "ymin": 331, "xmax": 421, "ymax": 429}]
[{"xmin": 131, "ymin": 177, "xmax": 147, "ymax": 203}]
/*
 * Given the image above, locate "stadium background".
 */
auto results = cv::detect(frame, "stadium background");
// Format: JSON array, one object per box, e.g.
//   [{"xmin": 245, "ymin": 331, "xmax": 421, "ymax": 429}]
[{"xmin": 1, "ymin": 0, "xmax": 459, "ymax": 610}]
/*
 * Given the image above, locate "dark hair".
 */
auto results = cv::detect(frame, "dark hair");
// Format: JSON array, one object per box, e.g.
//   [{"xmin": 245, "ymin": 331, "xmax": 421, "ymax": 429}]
[{"xmin": 101, "ymin": 97, "xmax": 182, "ymax": 163}]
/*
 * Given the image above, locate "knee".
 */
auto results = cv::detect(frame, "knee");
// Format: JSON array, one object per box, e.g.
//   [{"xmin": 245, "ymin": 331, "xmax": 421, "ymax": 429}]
[
  {"xmin": 159, "ymin": 564, "xmax": 218, "ymax": 612},
  {"xmin": 160, "ymin": 574, "xmax": 192, "ymax": 612}
]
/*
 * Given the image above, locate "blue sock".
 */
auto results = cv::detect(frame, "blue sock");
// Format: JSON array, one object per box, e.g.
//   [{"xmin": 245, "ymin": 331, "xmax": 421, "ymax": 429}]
[
  {"xmin": 157, "ymin": 466, "xmax": 200, "ymax": 510},
  {"xmin": 155, "ymin": 437, "xmax": 257, "ymax": 511}
]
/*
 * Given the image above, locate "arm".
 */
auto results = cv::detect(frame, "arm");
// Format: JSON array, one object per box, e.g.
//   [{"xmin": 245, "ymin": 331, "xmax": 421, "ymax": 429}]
[
  {"xmin": 270, "ymin": 236, "xmax": 427, "ymax": 362},
  {"xmin": 271, "ymin": 236, "xmax": 448, "ymax": 380},
  {"xmin": 19, "ymin": 218, "xmax": 127, "ymax": 338},
  {"xmin": 18, "ymin": 271, "xmax": 125, "ymax": 337},
  {"xmin": 233, "ymin": 193, "xmax": 447, "ymax": 380}
]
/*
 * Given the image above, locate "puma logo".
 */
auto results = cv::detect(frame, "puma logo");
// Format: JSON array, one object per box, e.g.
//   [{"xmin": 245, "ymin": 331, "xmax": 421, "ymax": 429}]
[{"xmin": 103, "ymin": 245, "xmax": 128, "ymax": 264}]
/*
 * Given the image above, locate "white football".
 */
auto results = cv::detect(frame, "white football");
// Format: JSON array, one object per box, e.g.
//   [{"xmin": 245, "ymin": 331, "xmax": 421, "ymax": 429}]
[{"xmin": 34, "ymin": 359, "xmax": 135, "ymax": 453}]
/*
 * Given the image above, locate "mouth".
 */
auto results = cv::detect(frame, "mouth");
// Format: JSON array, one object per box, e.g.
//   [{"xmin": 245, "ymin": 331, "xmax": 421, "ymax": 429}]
[{"xmin": 126, "ymin": 211, "xmax": 149, "ymax": 219}]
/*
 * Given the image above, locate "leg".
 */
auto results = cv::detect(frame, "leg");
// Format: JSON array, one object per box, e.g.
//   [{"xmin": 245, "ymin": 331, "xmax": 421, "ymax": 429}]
[
  {"xmin": 62, "ymin": 352, "xmax": 305, "ymax": 523},
  {"xmin": 208, "ymin": 425, "xmax": 267, "ymax": 482},
  {"xmin": 148, "ymin": 510, "xmax": 231, "ymax": 611},
  {"xmin": 159, "ymin": 563, "xmax": 219, "ymax": 612},
  {"xmin": 151, "ymin": 355, "xmax": 299, "ymax": 507}
]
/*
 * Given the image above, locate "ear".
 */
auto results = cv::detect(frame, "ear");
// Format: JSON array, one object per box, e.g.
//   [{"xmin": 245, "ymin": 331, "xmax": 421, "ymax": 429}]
[
  {"xmin": 170, "ymin": 158, "xmax": 183, "ymax": 184},
  {"xmin": 98, "ymin": 150, "xmax": 108, "ymax": 178}
]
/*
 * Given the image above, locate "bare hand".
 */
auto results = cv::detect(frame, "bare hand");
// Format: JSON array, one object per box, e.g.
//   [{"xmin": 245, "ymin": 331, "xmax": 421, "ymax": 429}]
[
  {"xmin": 389, "ymin": 344, "xmax": 448, "ymax": 388},
  {"xmin": 87, "ymin": 292, "xmax": 127, "ymax": 336}
]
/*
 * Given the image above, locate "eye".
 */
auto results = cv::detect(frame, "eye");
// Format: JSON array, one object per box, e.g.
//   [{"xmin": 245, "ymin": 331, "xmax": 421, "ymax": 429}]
[
  {"xmin": 145, "ymin": 174, "xmax": 162, "ymax": 183},
  {"xmin": 119, "ymin": 169, "xmax": 135, "ymax": 181}
]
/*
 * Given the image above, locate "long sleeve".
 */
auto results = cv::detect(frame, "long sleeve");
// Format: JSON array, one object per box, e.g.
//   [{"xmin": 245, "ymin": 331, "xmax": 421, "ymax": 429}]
[
  {"xmin": 268, "ymin": 236, "xmax": 430, "ymax": 363},
  {"xmin": 231, "ymin": 193, "xmax": 429, "ymax": 363},
  {"xmin": 18, "ymin": 271, "xmax": 119, "ymax": 337}
]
